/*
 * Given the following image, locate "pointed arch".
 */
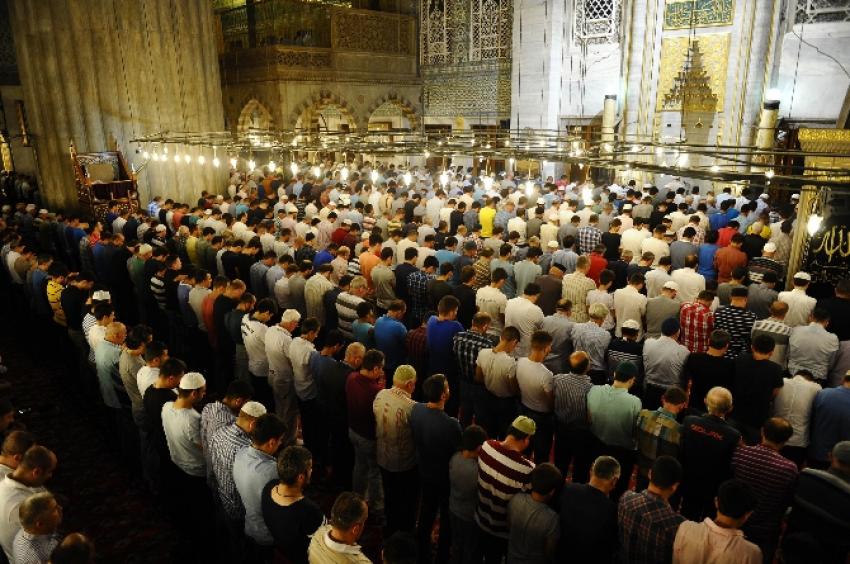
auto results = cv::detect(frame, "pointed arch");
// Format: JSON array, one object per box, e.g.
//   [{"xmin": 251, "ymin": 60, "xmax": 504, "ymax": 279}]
[
  {"xmin": 237, "ymin": 98, "xmax": 275, "ymax": 134},
  {"xmin": 366, "ymin": 93, "xmax": 421, "ymax": 131},
  {"xmin": 290, "ymin": 90, "xmax": 359, "ymax": 134}
]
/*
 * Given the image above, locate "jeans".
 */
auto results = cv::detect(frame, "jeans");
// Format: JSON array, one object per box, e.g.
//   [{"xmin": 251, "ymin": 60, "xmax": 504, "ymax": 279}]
[
  {"xmin": 349, "ymin": 430, "xmax": 384, "ymax": 513},
  {"xmin": 450, "ymin": 514, "xmax": 477, "ymax": 564}
]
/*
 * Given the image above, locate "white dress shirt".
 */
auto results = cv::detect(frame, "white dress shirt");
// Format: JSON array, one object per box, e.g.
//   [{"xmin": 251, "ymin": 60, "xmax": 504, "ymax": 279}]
[
  {"xmin": 772, "ymin": 375, "xmax": 822, "ymax": 447},
  {"xmin": 613, "ymin": 285, "xmax": 648, "ymax": 338},
  {"xmin": 505, "ymin": 297, "xmax": 544, "ymax": 357},
  {"xmin": 0, "ymin": 476, "xmax": 46, "ymax": 559},
  {"xmin": 778, "ymin": 288, "xmax": 817, "ymax": 328},
  {"xmin": 671, "ymin": 268, "xmax": 706, "ymax": 304}
]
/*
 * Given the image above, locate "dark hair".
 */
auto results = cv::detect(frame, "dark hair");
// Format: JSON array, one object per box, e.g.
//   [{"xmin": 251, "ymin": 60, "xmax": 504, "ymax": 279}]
[
  {"xmin": 731, "ymin": 266, "xmax": 748, "ymax": 281},
  {"xmin": 662, "ymin": 387, "xmax": 687, "ymax": 405},
  {"xmin": 380, "ymin": 247, "xmax": 394, "ymax": 261},
  {"xmin": 650, "ymin": 456, "xmax": 682, "ymax": 489},
  {"xmin": 92, "ymin": 302, "xmax": 114, "ymax": 320},
  {"xmin": 355, "ymin": 301, "xmax": 374, "ymax": 318},
  {"xmin": 1, "ymin": 430, "xmax": 36, "ymax": 458},
  {"xmin": 438, "ymin": 295, "xmax": 460, "ymax": 315},
  {"xmin": 330, "ymin": 492, "xmax": 367, "ymax": 530},
  {"xmin": 362, "ymin": 350, "xmax": 385, "ymax": 371},
  {"xmin": 224, "ymin": 379, "xmax": 254, "ymax": 400},
  {"xmin": 422, "ymin": 374, "xmax": 448, "ymax": 403},
  {"xmin": 255, "ymin": 298, "xmax": 276, "ymax": 315},
  {"xmin": 752, "ymin": 334, "xmax": 776, "ymax": 354},
  {"xmin": 529, "ymin": 463, "xmax": 563, "ymax": 495},
  {"xmin": 160, "ymin": 358, "xmax": 186, "ymax": 379},
  {"xmin": 762, "ymin": 417, "xmax": 793, "ymax": 444},
  {"xmin": 501, "ymin": 326, "xmax": 521, "ymax": 342},
  {"xmin": 301, "ymin": 317, "xmax": 321, "ymax": 334},
  {"xmin": 461, "ymin": 424, "xmax": 488, "ymax": 451},
  {"xmin": 524, "ymin": 282, "xmax": 541, "ymax": 296},
  {"xmin": 382, "ymin": 532, "xmax": 417, "ymax": 564},
  {"xmin": 276, "ymin": 445, "xmax": 313, "ymax": 485},
  {"xmin": 599, "ymin": 269, "xmax": 615, "ymax": 286},
  {"xmin": 811, "ymin": 306, "xmax": 830, "ymax": 323},
  {"xmin": 252, "ymin": 414, "xmax": 287, "ymax": 445},
  {"xmin": 717, "ymin": 479, "xmax": 757, "ymax": 519},
  {"xmin": 709, "ymin": 330, "xmax": 730, "ymax": 350}
]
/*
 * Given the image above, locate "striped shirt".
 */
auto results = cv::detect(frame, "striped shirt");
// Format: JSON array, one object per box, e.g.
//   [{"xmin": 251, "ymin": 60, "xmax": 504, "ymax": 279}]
[
  {"xmin": 200, "ymin": 402, "xmax": 235, "ymax": 484},
  {"xmin": 475, "ymin": 439, "xmax": 534, "ymax": 538},
  {"xmin": 714, "ymin": 306, "xmax": 756, "ymax": 359},
  {"xmin": 335, "ymin": 291, "xmax": 365, "ymax": 341},
  {"xmin": 12, "ymin": 530, "xmax": 60, "ymax": 564},
  {"xmin": 552, "ymin": 372, "xmax": 592, "ymax": 426},
  {"xmin": 732, "ymin": 444, "xmax": 798, "ymax": 544},
  {"xmin": 209, "ymin": 423, "xmax": 252, "ymax": 519}
]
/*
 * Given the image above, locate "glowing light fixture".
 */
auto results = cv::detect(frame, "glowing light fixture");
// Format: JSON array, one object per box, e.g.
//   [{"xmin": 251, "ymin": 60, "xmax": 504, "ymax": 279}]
[
  {"xmin": 807, "ymin": 213, "xmax": 822, "ymax": 236},
  {"xmin": 184, "ymin": 154, "xmax": 192, "ymax": 164},
  {"xmin": 340, "ymin": 166, "xmax": 350, "ymax": 181},
  {"xmin": 525, "ymin": 180, "xmax": 534, "ymax": 196},
  {"xmin": 765, "ymin": 170, "xmax": 775, "ymax": 179},
  {"xmin": 268, "ymin": 160, "xmax": 276, "ymax": 171},
  {"xmin": 482, "ymin": 176, "xmax": 493, "ymax": 191},
  {"xmin": 212, "ymin": 157, "xmax": 220, "ymax": 168},
  {"xmin": 290, "ymin": 162, "xmax": 298, "ymax": 176},
  {"xmin": 711, "ymin": 164, "xmax": 720, "ymax": 173},
  {"xmin": 370, "ymin": 170, "xmax": 379, "ymax": 183},
  {"xmin": 312, "ymin": 166, "xmax": 322, "ymax": 178},
  {"xmin": 582, "ymin": 186, "xmax": 593, "ymax": 206},
  {"xmin": 197, "ymin": 155, "xmax": 206, "ymax": 165},
  {"xmin": 403, "ymin": 172, "xmax": 412, "ymax": 186},
  {"xmin": 439, "ymin": 171, "xmax": 449, "ymax": 187},
  {"xmin": 230, "ymin": 157, "xmax": 238, "ymax": 168},
  {"xmin": 173, "ymin": 154, "xmax": 181, "ymax": 164},
  {"xmin": 142, "ymin": 151, "xmax": 150, "ymax": 160},
  {"xmin": 248, "ymin": 159, "xmax": 256, "ymax": 171}
]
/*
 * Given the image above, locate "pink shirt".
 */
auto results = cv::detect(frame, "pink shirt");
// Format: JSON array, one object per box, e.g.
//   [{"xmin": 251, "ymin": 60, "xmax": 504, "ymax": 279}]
[{"xmin": 673, "ymin": 518, "xmax": 761, "ymax": 564}]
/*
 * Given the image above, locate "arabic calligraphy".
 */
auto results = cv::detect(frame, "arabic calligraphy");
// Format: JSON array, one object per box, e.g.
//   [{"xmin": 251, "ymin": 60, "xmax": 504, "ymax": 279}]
[
  {"xmin": 812, "ymin": 225, "xmax": 850, "ymax": 263},
  {"xmin": 664, "ymin": 0, "xmax": 734, "ymax": 30}
]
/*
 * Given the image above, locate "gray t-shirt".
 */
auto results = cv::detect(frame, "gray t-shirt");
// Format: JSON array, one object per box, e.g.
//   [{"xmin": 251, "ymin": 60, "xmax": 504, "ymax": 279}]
[
  {"xmin": 449, "ymin": 453, "xmax": 479, "ymax": 521},
  {"xmin": 506, "ymin": 493, "xmax": 560, "ymax": 564}
]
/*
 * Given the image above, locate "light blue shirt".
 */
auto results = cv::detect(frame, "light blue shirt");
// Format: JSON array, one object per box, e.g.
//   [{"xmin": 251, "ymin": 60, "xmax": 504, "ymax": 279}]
[
  {"xmin": 95, "ymin": 341, "xmax": 123, "ymax": 409},
  {"xmin": 232, "ymin": 446, "xmax": 278, "ymax": 545}
]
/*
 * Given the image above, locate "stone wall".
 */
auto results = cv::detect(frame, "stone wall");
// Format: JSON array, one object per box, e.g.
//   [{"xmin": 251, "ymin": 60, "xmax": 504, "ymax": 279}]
[{"xmin": 8, "ymin": 0, "xmax": 227, "ymax": 209}]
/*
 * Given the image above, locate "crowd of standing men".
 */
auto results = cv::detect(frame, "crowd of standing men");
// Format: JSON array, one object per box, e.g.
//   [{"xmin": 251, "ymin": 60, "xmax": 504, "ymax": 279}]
[{"xmin": 1, "ymin": 162, "xmax": 849, "ymax": 564}]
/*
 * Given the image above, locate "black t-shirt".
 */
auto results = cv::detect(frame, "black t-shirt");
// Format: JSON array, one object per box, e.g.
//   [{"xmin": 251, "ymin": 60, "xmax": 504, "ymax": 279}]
[
  {"xmin": 59, "ymin": 285, "xmax": 87, "ymax": 330},
  {"xmin": 817, "ymin": 296, "xmax": 850, "ymax": 341},
  {"xmin": 606, "ymin": 259, "xmax": 629, "ymax": 290},
  {"xmin": 683, "ymin": 353, "xmax": 735, "ymax": 409},
  {"xmin": 732, "ymin": 355, "xmax": 783, "ymax": 429},
  {"xmin": 452, "ymin": 284, "xmax": 477, "ymax": 329},
  {"xmin": 558, "ymin": 483, "xmax": 617, "ymax": 563},
  {"xmin": 235, "ymin": 253, "xmax": 257, "ymax": 283},
  {"xmin": 428, "ymin": 279, "xmax": 453, "ymax": 311},
  {"xmin": 221, "ymin": 251, "xmax": 240, "ymax": 280},
  {"xmin": 143, "ymin": 386, "xmax": 177, "ymax": 454},
  {"xmin": 680, "ymin": 414, "xmax": 740, "ymax": 485},
  {"xmin": 213, "ymin": 296, "xmax": 237, "ymax": 351},
  {"xmin": 261, "ymin": 482, "xmax": 325, "ymax": 564},
  {"xmin": 601, "ymin": 232, "xmax": 622, "ymax": 261}
]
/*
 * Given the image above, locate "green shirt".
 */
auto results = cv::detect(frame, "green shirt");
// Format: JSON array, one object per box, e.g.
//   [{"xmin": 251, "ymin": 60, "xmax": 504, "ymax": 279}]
[{"xmin": 587, "ymin": 384, "xmax": 641, "ymax": 449}]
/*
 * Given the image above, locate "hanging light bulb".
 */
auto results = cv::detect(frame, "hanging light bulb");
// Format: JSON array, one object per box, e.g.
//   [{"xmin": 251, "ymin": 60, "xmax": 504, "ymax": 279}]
[
  {"xmin": 578, "ymin": 163, "xmax": 584, "ymax": 170},
  {"xmin": 370, "ymin": 170, "xmax": 379, "ymax": 183},
  {"xmin": 197, "ymin": 155, "xmax": 206, "ymax": 166},
  {"xmin": 678, "ymin": 153, "xmax": 688, "ymax": 167},
  {"xmin": 711, "ymin": 164, "xmax": 720, "ymax": 173},
  {"xmin": 525, "ymin": 180, "xmax": 534, "ymax": 197},
  {"xmin": 150, "ymin": 152, "xmax": 158, "ymax": 162},
  {"xmin": 439, "ymin": 171, "xmax": 449, "ymax": 187},
  {"xmin": 313, "ymin": 166, "xmax": 322, "ymax": 178},
  {"xmin": 765, "ymin": 170, "xmax": 775, "ymax": 179},
  {"xmin": 290, "ymin": 162, "xmax": 298, "ymax": 176},
  {"xmin": 163, "ymin": 145, "xmax": 169, "ymax": 155},
  {"xmin": 268, "ymin": 160, "xmax": 276, "ymax": 171},
  {"xmin": 340, "ymin": 166, "xmax": 350, "ymax": 181},
  {"xmin": 403, "ymin": 172, "xmax": 412, "ymax": 186},
  {"xmin": 424, "ymin": 150, "xmax": 430, "ymax": 158},
  {"xmin": 230, "ymin": 157, "xmax": 238, "ymax": 168},
  {"xmin": 508, "ymin": 158, "xmax": 515, "ymax": 166},
  {"xmin": 142, "ymin": 150, "xmax": 150, "ymax": 160},
  {"xmin": 248, "ymin": 159, "xmax": 256, "ymax": 171},
  {"xmin": 173, "ymin": 154, "xmax": 181, "ymax": 164},
  {"xmin": 807, "ymin": 213, "xmax": 823, "ymax": 236},
  {"xmin": 184, "ymin": 154, "xmax": 192, "ymax": 164},
  {"xmin": 482, "ymin": 176, "xmax": 494, "ymax": 191},
  {"xmin": 212, "ymin": 157, "xmax": 220, "ymax": 168},
  {"xmin": 582, "ymin": 186, "xmax": 594, "ymax": 206}
]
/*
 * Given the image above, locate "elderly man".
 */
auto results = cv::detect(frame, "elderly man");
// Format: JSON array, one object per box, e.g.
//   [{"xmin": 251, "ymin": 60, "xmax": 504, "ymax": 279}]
[
  {"xmin": 308, "ymin": 492, "xmax": 371, "ymax": 563},
  {"xmin": 679, "ymin": 387, "xmax": 741, "ymax": 520},
  {"xmin": 11, "ymin": 492, "xmax": 62, "ymax": 564},
  {"xmin": 374, "ymin": 365, "xmax": 418, "ymax": 535},
  {"xmin": 787, "ymin": 307, "xmax": 839, "ymax": 384},
  {"xmin": 643, "ymin": 318, "xmax": 690, "ymax": 410},
  {"xmin": 571, "ymin": 303, "xmax": 613, "ymax": 384},
  {"xmin": 553, "ymin": 352, "xmax": 595, "ymax": 483}
]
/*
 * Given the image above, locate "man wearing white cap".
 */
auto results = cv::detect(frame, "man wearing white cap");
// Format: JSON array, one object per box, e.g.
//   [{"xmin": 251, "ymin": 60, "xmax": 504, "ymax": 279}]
[
  {"xmin": 645, "ymin": 281, "xmax": 681, "ymax": 339},
  {"xmin": 778, "ymin": 272, "xmax": 817, "ymax": 327},
  {"xmin": 208, "ymin": 398, "xmax": 266, "ymax": 554},
  {"xmin": 162, "ymin": 372, "xmax": 207, "ymax": 479},
  {"xmin": 747, "ymin": 242, "xmax": 784, "ymax": 286},
  {"xmin": 265, "ymin": 309, "xmax": 301, "ymax": 446}
]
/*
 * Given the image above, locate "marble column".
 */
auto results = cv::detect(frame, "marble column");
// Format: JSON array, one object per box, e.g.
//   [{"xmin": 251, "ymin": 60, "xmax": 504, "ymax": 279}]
[{"xmin": 8, "ymin": 0, "xmax": 226, "ymax": 210}]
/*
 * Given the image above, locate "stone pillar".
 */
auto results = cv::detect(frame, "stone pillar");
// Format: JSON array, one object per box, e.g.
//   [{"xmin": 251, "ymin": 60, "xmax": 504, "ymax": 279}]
[
  {"xmin": 8, "ymin": 0, "xmax": 226, "ymax": 210},
  {"xmin": 751, "ymin": 99, "xmax": 779, "ymax": 177},
  {"xmin": 601, "ymin": 95, "xmax": 617, "ymax": 145}
]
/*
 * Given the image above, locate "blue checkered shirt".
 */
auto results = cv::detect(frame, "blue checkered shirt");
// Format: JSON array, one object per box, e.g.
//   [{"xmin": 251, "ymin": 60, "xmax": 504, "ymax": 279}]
[{"xmin": 209, "ymin": 423, "xmax": 252, "ymax": 519}]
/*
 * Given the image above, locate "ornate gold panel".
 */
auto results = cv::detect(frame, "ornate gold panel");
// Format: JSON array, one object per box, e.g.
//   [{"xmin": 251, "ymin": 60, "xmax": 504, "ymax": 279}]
[
  {"xmin": 664, "ymin": 0, "xmax": 735, "ymax": 30},
  {"xmin": 656, "ymin": 33, "xmax": 729, "ymax": 112}
]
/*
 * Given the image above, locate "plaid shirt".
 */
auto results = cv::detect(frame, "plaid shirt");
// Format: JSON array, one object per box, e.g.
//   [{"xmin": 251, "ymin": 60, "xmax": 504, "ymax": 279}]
[
  {"xmin": 635, "ymin": 408, "xmax": 682, "ymax": 479},
  {"xmin": 453, "ymin": 330, "xmax": 498, "ymax": 384},
  {"xmin": 618, "ymin": 490, "xmax": 685, "ymax": 564},
  {"xmin": 679, "ymin": 301, "xmax": 714, "ymax": 353},
  {"xmin": 407, "ymin": 270, "xmax": 434, "ymax": 326},
  {"xmin": 208, "ymin": 422, "xmax": 252, "ymax": 519},
  {"xmin": 577, "ymin": 225, "xmax": 602, "ymax": 255}
]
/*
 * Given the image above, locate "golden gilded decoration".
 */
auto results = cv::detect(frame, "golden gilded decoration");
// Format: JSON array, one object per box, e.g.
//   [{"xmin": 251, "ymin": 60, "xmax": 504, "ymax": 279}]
[
  {"xmin": 798, "ymin": 128, "xmax": 850, "ymax": 153},
  {"xmin": 332, "ymin": 10, "xmax": 413, "ymax": 54},
  {"xmin": 664, "ymin": 0, "xmax": 734, "ymax": 29},
  {"xmin": 813, "ymin": 226, "xmax": 850, "ymax": 262},
  {"xmin": 656, "ymin": 33, "xmax": 729, "ymax": 112},
  {"xmin": 661, "ymin": 43, "xmax": 718, "ymax": 111}
]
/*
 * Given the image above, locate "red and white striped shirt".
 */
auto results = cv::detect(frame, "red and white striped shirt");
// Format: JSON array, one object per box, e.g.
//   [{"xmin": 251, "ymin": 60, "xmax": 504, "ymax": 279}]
[{"xmin": 475, "ymin": 439, "xmax": 534, "ymax": 538}]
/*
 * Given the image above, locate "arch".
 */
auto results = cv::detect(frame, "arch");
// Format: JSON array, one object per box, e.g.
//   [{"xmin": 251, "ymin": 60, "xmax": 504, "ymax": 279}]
[
  {"xmin": 290, "ymin": 90, "xmax": 359, "ymax": 134},
  {"xmin": 237, "ymin": 98, "xmax": 275, "ymax": 134},
  {"xmin": 365, "ymin": 93, "xmax": 421, "ymax": 131}
]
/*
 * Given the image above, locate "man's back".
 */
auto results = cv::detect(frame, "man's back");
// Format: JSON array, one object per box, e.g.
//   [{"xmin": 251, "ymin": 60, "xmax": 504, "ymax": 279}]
[
  {"xmin": 618, "ymin": 489, "xmax": 684, "ymax": 564},
  {"xmin": 673, "ymin": 518, "xmax": 761, "ymax": 564},
  {"xmin": 476, "ymin": 439, "xmax": 534, "ymax": 538},
  {"xmin": 308, "ymin": 524, "xmax": 371, "ymax": 563},
  {"xmin": 507, "ymin": 493, "xmax": 559, "ymax": 564},
  {"xmin": 558, "ymin": 482, "xmax": 617, "ymax": 562},
  {"xmin": 732, "ymin": 444, "xmax": 798, "ymax": 544}
]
